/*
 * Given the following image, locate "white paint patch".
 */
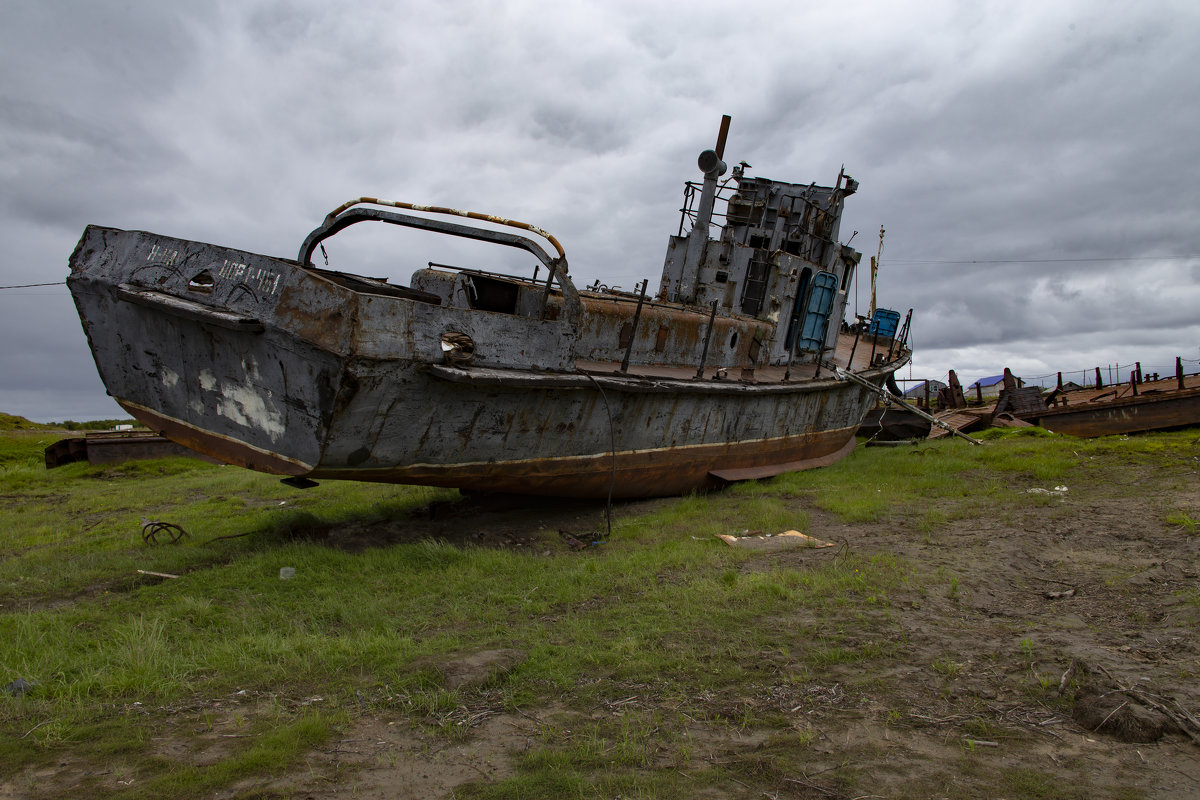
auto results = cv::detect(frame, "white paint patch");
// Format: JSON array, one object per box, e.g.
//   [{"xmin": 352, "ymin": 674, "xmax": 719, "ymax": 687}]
[
  {"xmin": 216, "ymin": 385, "xmax": 285, "ymax": 442},
  {"xmin": 160, "ymin": 367, "xmax": 179, "ymax": 388},
  {"xmin": 209, "ymin": 357, "xmax": 285, "ymax": 442},
  {"xmin": 199, "ymin": 370, "xmax": 217, "ymax": 391}
]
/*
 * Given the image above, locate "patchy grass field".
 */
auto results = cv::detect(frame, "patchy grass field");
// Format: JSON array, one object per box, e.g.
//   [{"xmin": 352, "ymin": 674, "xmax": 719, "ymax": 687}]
[{"xmin": 2, "ymin": 423, "xmax": 1199, "ymax": 798}]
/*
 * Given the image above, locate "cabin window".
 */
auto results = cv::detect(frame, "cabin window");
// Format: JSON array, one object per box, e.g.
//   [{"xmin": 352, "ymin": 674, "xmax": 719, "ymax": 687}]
[
  {"xmin": 729, "ymin": 331, "xmax": 739, "ymax": 350},
  {"xmin": 840, "ymin": 262, "xmax": 854, "ymax": 292},
  {"xmin": 465, "ymin": 274, "xmax": 519, "ymax": 314},
  {"xmin": 618, "ymin": 322, "xmax": 633, "ymax": 349}
]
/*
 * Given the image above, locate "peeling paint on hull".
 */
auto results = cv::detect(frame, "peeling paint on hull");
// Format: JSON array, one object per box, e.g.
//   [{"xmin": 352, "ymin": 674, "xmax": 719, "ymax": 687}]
[
  {"xmin": 68, "ymin": 123, "xmax": 911, "ymax": 498},
  {"xmin": 69, "ymin": 227, "xmax": 901, "ymax": 498}
]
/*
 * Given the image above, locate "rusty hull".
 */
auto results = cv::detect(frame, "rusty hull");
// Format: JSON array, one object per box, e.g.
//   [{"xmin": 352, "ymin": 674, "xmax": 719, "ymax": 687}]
[
  {"xmin": 69, "ymin": 224, "xmax": 904, "ymax": 498},
  {"xmin": 1022, "ymin": 385, "xmax": 1200, "ymax": 438},
  {"xmin": 68, "ymin": 120, "xmax": 910, "ymax": 499},
  {"xmin": 44, "ymin": 429, "xmax": 216, "ymax": 469}
]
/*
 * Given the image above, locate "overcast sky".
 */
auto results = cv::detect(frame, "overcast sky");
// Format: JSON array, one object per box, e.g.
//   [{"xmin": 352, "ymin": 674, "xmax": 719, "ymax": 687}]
[{"xmin": 2, "ymin": 0, "xmax": 1198, "ymax": 421}]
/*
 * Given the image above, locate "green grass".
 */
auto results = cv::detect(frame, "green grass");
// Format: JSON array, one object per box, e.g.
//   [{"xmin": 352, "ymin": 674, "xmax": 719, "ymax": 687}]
[
  {"xmin": 0, "ymin": 412, "xmax": 136, "ymax": 432},
  {"xmin": 0, "ymin": 432, "xmax": 913, "ymax": 796},
  {"xmin": 754, "ymin": 426, "xmax": 1200, "ymax": 525},
  {"xmin": 1164, "ymin": 510, "xmax": 1199, "ymax": 534},
  {"xmin": 2, "ymin": 423, "xmax": 1197, "ymax": 798}
]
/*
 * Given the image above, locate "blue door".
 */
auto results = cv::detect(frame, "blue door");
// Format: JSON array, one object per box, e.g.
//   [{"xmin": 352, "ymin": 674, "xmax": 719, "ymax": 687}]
[{"xmin": 796, "ymin": 271, "xmax": 839, "ymax": 352}]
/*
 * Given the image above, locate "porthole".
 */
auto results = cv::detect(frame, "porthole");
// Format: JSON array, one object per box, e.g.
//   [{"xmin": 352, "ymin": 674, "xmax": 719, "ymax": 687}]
[
  {"xmin": 187, "ymin": 270, "xmax": 215, "ymax": 294},
  {"xmin": 441, "ymin": 331, "xmax": 475, "ymax": 365}
]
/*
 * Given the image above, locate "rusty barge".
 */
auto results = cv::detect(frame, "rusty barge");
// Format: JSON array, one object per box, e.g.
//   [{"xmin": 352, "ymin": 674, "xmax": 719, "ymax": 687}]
[
  {"xmin": 68, "ymin": 117, "xmax": 910, "ymax": 498},
  {"xmin": 1021, "ymin": 366, "xmax": 1200, "ymax": 438}
]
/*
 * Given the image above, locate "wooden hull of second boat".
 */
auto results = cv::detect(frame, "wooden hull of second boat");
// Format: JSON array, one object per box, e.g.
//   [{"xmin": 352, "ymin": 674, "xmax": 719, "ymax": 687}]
[{"xmin": 1026, "ymin": 387, "xmax": 1200, "ymax": 437}]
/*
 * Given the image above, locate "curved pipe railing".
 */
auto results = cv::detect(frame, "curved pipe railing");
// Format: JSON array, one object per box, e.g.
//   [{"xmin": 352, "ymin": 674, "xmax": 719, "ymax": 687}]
[
  {"xmin": 319, "ymin": 198, "xmax": 567, "ymax": 261},
  {"xmin": 297, "ymin": 203, "xmax": 580, "ymax": 328}
]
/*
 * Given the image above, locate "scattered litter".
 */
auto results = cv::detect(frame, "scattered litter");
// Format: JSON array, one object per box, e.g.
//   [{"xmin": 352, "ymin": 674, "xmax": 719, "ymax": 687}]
[
  {"xmin": 136, "ymin": 569, "xmax": 180, "ymax": 579},
  {"xmin": 279, "ymin": 567, "xmax": 296, "ymax": 580},
  {"xmin": 1045, "ymin": 588, "xmax": 1076, "ymax": 600},
  {"xmin": 558, "ymin": 530, "xmax": 602, "ymax": 550},
  {"xmin": 140, "ymin": 517, "xmax": 188, "ymax": 544},
  {"xmin": 717, "ymin": 529, "xmax": 835, "ymax": 551},
  {"xmin": 1026, "ymin": 486, "xmax": 1068, "ymax": 496}
]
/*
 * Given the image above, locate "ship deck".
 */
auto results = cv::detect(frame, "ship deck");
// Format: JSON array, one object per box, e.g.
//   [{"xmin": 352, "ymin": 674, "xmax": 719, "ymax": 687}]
[{"xmin": 576, "ymin": 329, "xmax": 901, "ymax": 382}]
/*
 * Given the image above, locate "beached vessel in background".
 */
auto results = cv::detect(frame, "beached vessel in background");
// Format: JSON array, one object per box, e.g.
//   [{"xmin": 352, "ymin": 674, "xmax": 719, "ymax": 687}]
[
  {"xmin": 68, "ymin": 116, "xmax": 911, "ymax": 498},
  {"xmin": 1020, "ymin": 362, "xmax": 1200, "ymax": 437}
]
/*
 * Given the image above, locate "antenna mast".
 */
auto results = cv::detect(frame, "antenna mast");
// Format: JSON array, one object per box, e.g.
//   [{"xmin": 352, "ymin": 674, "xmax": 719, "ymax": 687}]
[{"xmin": 869, "ymin": 225, "xmax": 885, "ymax": 317}]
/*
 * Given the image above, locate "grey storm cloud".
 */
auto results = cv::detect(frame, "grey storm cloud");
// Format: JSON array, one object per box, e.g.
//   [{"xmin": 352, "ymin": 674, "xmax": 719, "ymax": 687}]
[{"xmin": 1, "ymin": 0, "xmax": 1198, "ymax": 420}]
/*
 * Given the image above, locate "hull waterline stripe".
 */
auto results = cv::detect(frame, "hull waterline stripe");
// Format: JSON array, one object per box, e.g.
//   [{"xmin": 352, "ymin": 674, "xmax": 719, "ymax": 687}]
[
  {"xmin": 317, "ymin": 425, "xmax": 860, "ymax": 474},
  {"xmin": 117, "ymin": 399, "xmax": 316, "ymax": 471},
  {"xmin": 120, "ymin": 403, "xmax": 859, "ymax": 476}
]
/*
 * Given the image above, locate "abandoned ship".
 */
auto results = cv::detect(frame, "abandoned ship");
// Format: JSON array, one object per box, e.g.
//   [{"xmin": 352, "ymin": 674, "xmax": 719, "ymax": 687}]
[{"xmin": 67, "ymin": 116, "xmax": 911, "ymax": 498}]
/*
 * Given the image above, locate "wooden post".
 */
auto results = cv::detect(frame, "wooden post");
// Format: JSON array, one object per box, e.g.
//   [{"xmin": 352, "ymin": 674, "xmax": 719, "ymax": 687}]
[
  {"xmin": 1056, "ymin": 372, "xmax": 1063, "ymax": 391},
  {"xmin": 1136, "ymin": 361, "xmax": 1143, "ymax": 384},
  {"xmin": 619, "ymin": 279, "xmax": 648, "ymax": 374},
  {"xmin": 1095, "ymin": 367, "xmax": 1103, "ymax": 390},
  {"xmin": 1130, "ymin": 371, "xmax": 1138, "ymax": 396},
  {"xmin": 696, "ymin": 300, "xmax": 718, "ymax": 379},
  {"xmin": 947, "ymin": 369, "xmax": 964, "ymax": 409},
  {"xmin": 1177, "ymin": 357, "xmax": 1185, "ymax": 390},
  {"xmin": 847, "ymin": 327, "xmax": 861, "ymax": 369}
]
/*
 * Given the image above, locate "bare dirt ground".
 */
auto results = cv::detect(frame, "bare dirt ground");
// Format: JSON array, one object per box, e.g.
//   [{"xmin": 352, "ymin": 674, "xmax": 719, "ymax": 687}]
[
  {"xmin": 240, "ymin": 449, "xmax": 1200, "ymax": 800},
  {"xmin": 118, "ymin": 448, "xmax": 1200, "ymax": 798}
]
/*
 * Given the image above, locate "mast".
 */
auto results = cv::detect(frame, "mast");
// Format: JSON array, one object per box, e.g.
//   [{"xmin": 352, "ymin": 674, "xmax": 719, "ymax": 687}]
[{"xmin": 870, "ymin": 225, "xmax": 884, "ymax": 318}]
